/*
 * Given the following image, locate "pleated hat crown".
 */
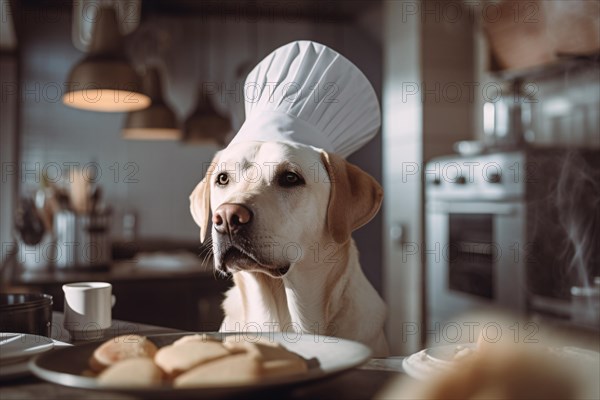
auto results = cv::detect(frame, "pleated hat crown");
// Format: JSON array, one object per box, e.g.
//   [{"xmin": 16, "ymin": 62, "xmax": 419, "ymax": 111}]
[{"xmin": 230, "ymin": 41, "xmax": 380, "ymax": 158}]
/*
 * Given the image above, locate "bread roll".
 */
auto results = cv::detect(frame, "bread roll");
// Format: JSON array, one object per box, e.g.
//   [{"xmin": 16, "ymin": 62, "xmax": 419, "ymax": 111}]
[
  {"xmin": 224, "ymin": 337, "xmax": 303, "ymax": 360},
  {"xmin": 174, "ymin": 353, "xmax": 262, "ymax": 388},
  {"xmin": 88, "ymin": 333, "xmax": 310, "ymax": 388},
  {"xmin": 90, "ymin": 335, "xmax": 158, "ymax": 372},
  {"xmin": 154, "ymin": 340, "xmax": 231, "ymax": 376},
  {"xmin": 98, "ymin": 357, "xmax": 162, "ymax": 387},
  {"xmin": 223, "ymin": 337, "xmax": 308, "ymax": 378},
  {"xmin": 172, "ymin": 334, "xmax": 221, "ymax": 346},
  {"xmin": 416, "ymin": 345, "xmax": 576, "ymax": 400}
]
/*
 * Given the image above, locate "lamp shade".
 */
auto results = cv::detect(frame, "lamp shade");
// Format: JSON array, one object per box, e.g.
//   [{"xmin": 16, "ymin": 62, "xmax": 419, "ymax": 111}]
[
  {"xmin": 183, "ymin": 91, "xmax": 231, "ymax": 146},
  {"xmin": 122, "ymin": 67, "xmax": 181, "ymax": 140},
  {"xmin": 63, "ymin": 8, "xmax": 150, "ymax": 112}
]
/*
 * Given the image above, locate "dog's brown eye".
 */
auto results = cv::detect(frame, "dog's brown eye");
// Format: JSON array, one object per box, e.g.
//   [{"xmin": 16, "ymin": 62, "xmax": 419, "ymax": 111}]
[
  {"xmin": 216, "ymin": 173, "xmax": 229, "ymax": 186},
  {"xmin": 279, "ymin": 171, "xmax": 304, "ymax": 187}
]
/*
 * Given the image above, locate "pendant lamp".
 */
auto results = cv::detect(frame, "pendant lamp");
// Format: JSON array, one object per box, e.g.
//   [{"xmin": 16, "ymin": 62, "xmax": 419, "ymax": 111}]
[
  {"xmin": 183, "ymin": 91, "xmax": 231, "ymax": 146},
  {"xmin": 63, "ymin": 7, "xmax": 150, "ymax": 112},
  {"xmin": 122, "ymin": 67, "xmax": 181, "ymax": 140}
]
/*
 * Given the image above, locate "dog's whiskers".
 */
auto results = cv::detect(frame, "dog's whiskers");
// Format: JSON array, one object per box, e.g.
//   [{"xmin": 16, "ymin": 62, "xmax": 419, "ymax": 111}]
[
  {"xmin": 198, "ymin": 237, "xmax": 232, "ymax": 280},
  {"xmin": 196, "ymin": 238, "xmax": 216, "ymax": 274}
]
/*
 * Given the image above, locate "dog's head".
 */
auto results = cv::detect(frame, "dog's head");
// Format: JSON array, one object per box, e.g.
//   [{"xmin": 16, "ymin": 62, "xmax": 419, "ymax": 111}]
[{"xmin": 190, "ymin": 141, "xmax": 382, "ymax": 278}]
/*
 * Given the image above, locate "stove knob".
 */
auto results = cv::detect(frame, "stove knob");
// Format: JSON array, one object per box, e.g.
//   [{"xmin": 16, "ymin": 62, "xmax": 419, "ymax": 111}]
[
  {"xmin": 455, "ymin": 176, "xmax": 466, "ymax": 185},
  {"xmin": 489, "ymin": 173, "xmax": 502, "ymax": 184}
]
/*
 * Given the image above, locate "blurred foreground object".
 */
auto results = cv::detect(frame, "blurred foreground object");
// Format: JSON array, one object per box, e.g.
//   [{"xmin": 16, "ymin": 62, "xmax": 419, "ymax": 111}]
[{"xmin": 378, "ymin": 313, "xmax": 599, "ymax": 399}]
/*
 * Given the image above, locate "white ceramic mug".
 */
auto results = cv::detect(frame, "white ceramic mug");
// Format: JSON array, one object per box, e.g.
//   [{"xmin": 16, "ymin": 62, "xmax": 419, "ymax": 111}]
[{"xmin": 63, "ymin": 282, "xmax": 116, "ymax": 340}]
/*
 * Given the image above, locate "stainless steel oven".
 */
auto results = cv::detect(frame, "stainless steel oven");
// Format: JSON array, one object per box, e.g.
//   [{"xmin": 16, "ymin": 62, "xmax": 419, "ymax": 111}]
[
  {"xmin": 426, "ymin": 149, "xmax": 600, "ymax": 330},
  {"xmin": 426, "ymin": 152, "xmax": 527, "ymax": 328}
]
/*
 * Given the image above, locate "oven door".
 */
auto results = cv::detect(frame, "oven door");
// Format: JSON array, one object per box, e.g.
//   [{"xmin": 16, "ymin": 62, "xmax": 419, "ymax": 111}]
[{"xmin": 426, "ymin": 200, "xmax": 526, "ymax": 328}]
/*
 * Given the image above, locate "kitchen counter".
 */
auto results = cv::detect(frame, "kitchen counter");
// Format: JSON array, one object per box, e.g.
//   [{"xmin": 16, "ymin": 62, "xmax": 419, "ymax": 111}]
[
  {"xmin": 12, "ymin": 260, "xmax": 215, "ymax": 284},
  {"xmin": 4, "ymin": 255, "xmax": 232, "ymax": 332},
  {"xmin": 0, "ymin": 312, "xmax": 405, "ymax": 400},
  {"xmin": 6, "ymin": 249, "xmax": 217, "ymax": 285}
]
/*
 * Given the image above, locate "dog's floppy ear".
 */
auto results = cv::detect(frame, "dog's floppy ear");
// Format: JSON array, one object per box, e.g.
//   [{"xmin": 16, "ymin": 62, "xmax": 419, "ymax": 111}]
[
  {"xmin": 320, "ymin": 151, "xmax": 383, "ymax": 244},
  {"xmin": 189, "ymin": 154, "xmax": 220, "ymax": 243}
]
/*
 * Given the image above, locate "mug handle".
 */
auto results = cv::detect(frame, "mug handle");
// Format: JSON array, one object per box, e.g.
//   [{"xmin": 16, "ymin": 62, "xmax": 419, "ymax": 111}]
[{"xmin": 111, "ymin": 295, "xmax": 116, "ymax": 308}]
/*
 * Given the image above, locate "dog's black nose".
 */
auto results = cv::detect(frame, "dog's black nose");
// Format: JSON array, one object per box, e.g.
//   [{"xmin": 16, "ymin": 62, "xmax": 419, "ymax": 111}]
[{"xmin": 213, "ymin": 203, "xmax": 253, "ymax": 235}]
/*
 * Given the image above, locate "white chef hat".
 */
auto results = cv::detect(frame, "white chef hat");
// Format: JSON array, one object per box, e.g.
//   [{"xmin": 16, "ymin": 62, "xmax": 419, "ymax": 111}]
[{"xmin": 229, "ymin": 41, "xmax": 380, "ymax": 158}]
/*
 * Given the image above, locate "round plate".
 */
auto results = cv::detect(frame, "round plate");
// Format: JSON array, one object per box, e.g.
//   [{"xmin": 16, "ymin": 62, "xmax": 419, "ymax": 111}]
[
  {"xmin": 0, "ymin": 333, "xmax": 54, "ymax": 362},
  {"xmin": 0, "ymin": 333, "xmax": 55, "ymax": 381},
  {"xmin": 402, "ymin": 344, "xmax": 476, "ymax": 380},
  {"xmin": 30, "ymin": 332, "xmax": 371, "ymax": 398}
]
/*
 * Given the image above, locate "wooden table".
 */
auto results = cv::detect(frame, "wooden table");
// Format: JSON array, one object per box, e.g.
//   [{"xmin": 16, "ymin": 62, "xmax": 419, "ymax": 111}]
[{"xmin": 0, "ymin": 313, "xmax": 406, "ymax": 400}]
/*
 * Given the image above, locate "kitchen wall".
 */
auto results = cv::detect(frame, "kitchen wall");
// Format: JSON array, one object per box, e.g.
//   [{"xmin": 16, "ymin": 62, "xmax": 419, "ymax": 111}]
[
  {"xmin": 16, "ymin": 6, "xmax": 384, "ymax": 290},
  {"xmin": 422, "ymin": 4, "xmax": 476, "ymax": 160},
  {"xmin": 18, "ymin": 8, "xmax": 213, "ymax": 242}
]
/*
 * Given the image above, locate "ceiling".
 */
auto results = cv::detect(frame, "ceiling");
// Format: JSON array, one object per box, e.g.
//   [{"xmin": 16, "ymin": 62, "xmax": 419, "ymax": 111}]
[
  {"xmin": 135, "ymin": 0, "xmax": 379, "ymax": 22},
  {"xmin": 13, "ymin": 0, "xmax": 382, "ymax": 48},
  {"xmin": 17, "ymin": 0, "xmax": 380, "ymax": 21}
]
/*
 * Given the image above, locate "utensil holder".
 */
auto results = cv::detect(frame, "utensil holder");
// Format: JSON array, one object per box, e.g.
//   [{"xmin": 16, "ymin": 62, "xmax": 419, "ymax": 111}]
[{"xmin": 53, "ymin": 210, "xmax": 111, "ymax": 269}]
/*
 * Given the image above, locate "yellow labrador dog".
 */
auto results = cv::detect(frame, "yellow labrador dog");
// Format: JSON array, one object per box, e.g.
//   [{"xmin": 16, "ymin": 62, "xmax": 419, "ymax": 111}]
[{"xmin": 190, "ymin": 141, "xmax": 389, "ymax": 356}]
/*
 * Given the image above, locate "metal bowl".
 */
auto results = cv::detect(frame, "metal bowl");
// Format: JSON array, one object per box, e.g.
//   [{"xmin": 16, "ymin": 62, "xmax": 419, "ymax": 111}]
[
  {"xmin": 0, "ymin": 293, "xmax": 53, "ymax": 337},
  {"xmin": 453, "ymin": 140, "xmax": 487, "ymax": 156}
]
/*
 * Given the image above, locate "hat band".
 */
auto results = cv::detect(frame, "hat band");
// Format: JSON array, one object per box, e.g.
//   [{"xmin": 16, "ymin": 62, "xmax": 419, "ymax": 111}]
[{"xmin": 230, "ymin": 111, "xmax": 335, "ymax": 153}]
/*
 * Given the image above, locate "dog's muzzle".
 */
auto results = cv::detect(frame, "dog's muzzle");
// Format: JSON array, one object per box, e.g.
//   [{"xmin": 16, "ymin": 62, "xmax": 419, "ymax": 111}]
[{"xmin": 212, "ymin": 203, "xmax": 290, "ymax": 278}]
